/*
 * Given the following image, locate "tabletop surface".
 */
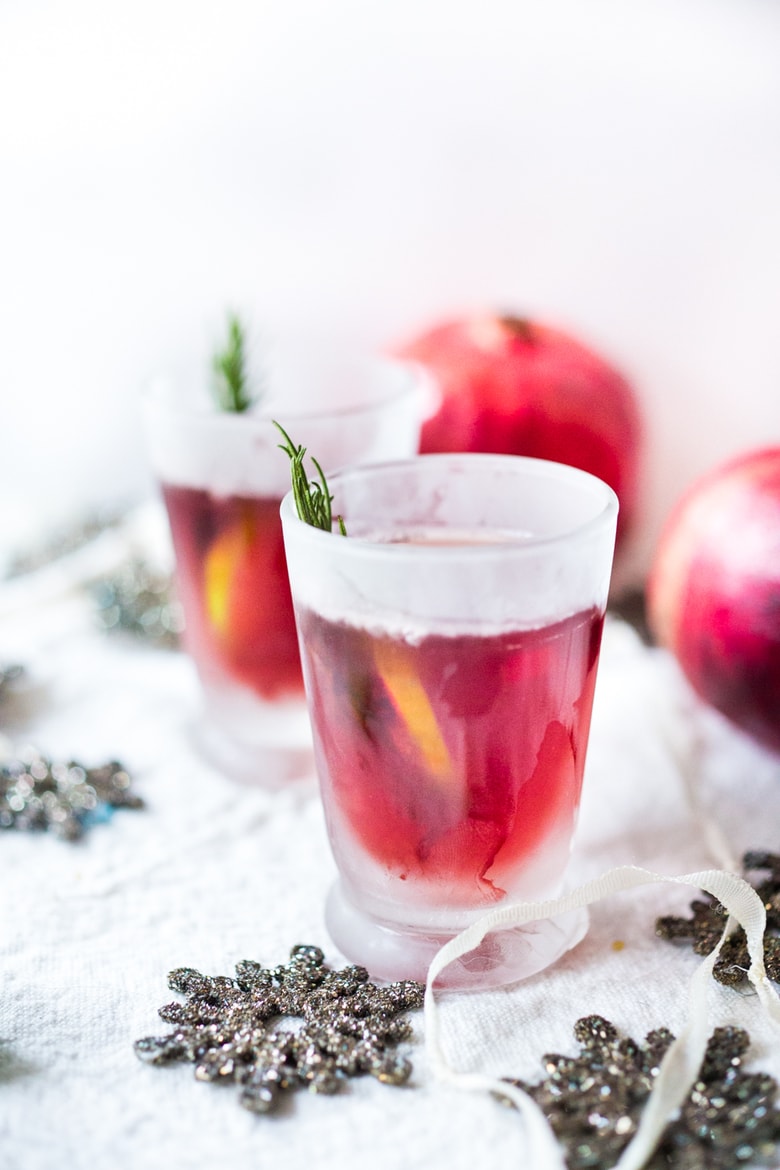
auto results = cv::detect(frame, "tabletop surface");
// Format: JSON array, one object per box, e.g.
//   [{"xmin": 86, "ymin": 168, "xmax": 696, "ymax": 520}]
[{"xmin": 2, "ymin": 506, "xmax": 780, "ymax": 1170}]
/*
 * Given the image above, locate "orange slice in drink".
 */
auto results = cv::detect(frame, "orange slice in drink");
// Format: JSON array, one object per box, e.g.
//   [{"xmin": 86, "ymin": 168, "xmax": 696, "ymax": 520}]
[
  {"xmin": 373, "ymin": 638, "xmax": 452, "ymax": 782},
  {"xmin": 198, "ymin": 501, "xmax": 303, "ymax": 698},
  {"xmin": 204, "ymin": 518, "xmax": 255, "ymax": 637}
]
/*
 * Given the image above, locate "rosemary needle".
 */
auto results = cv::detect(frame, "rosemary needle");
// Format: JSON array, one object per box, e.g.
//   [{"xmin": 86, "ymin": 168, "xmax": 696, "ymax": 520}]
[
  {"xmin": 212, "ymin": 313, "xmax": 254, "ymax": 413},
  {"xmin": 274, "ymin": 421, "xmax": 346, "ymax": 535}
]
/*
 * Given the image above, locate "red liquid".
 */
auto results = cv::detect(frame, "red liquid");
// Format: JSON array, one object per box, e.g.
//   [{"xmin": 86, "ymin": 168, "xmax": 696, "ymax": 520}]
[
  {"xmin": 298, "ymin": 606, "xmax": 603, "ymax": 903},
  {"xmin": 162, "ymin": 484, "xmax": 303, "ymax": 700}
]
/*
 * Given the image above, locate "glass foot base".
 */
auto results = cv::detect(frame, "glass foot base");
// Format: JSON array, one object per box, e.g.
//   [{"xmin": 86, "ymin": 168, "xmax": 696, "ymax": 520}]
[
  {"xmin": 326, "ymin": 882, "xmax": 589, "ymax": 989},
  {"xmin": 190, "ymin": 717, "xmax": 314, "ymax": 788}
]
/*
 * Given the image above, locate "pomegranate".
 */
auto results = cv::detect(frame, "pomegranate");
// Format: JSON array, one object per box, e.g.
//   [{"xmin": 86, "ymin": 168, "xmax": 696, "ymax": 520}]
[
  {"xmin": 647, "ymin": 447, "xmax": 780, "ymax": 754},
  {"xmin": 395, "ymin": 313, "xmax": 642, "ymax": 545}
]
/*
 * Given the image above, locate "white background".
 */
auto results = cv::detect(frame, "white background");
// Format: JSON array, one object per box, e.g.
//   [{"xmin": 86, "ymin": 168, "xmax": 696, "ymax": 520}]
[{"xmin": 2, "ymin": 0, "xmax": 780, "ymax": 583}]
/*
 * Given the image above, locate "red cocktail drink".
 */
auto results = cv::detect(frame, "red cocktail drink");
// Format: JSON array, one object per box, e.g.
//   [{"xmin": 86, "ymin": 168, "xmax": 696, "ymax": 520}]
[
  {"xmin": 298, "ymin": 604, "xmax": 603, "ymax": 911},
  {"xmin": 281, "ymin": 454, "xmax": 618, "ymax": 984},
  {"xmin": 141, "ymin": 354, "xmax": 424, "ymax": 784},
  {"xmin": 162, "ymin": 485, "xmax": 302, "ymax": 701}
]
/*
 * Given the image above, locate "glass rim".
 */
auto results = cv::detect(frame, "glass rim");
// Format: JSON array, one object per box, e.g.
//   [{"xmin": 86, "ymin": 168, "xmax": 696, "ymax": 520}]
[
  {"xmin": 280, "ymin": 452, "xmax": 619, "ymax": 558},
  {"xmin": 141, "ymin": 356, "xmax": 429, "ymax": 432}
]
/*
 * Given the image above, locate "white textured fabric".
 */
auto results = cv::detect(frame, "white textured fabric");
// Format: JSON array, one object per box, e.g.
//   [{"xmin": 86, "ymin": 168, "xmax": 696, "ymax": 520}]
[{"xmin": 2, "ymin": 506, "xmax": 780, "ymax": 1170}]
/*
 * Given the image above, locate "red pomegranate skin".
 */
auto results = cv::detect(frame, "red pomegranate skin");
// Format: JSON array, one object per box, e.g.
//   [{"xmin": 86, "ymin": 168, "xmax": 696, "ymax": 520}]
[
  {"xmin": 396, "ymin": 314, "xmax": 642, "ymax": 545},
  {"xmin": 647, "ymin": 447, "xmax": 780, "ymax": 754}
]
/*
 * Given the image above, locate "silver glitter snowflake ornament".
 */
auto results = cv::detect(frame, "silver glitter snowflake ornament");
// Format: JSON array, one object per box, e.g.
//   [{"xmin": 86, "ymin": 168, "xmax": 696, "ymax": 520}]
[
  {"xmin": 91, "ymin": 559, "xmax": 183, "ymax": 649},
  {"xmin": 0, "ymin": 663, "xmax": 25, "ymax": 703},
  {"xmin": 3, "ymin": 509, "xmax": 125, "ymax": 578},
  {"xmin": 505, "ymin": 1015, "xmax": 780, "ymax": 1169},
  {"xmin": 656, "ymin": 850, "xmax": 780, "ymax": 987},
  {"xmin": 134, "ymin": 945, "xmax": 424, "ymax": 1113},
  {"xmin": 0, "ymin": 746, "xmax": 142, "ymax": 840}
]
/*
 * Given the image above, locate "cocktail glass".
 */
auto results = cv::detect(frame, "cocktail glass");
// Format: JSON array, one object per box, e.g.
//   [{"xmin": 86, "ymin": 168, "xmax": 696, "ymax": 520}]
[
  {"xmin": 142, "ymin": 354, "xmax": 424, "ymax": 786},
  {"xmin": 281, "ymin": 453, "xmax": 618, "ymax": 986}
]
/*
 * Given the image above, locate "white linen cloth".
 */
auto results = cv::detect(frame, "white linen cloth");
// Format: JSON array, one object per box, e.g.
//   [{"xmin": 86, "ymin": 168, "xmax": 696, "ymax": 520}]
[{"xmin": 2, "ymin": 506, "xmax": 780, "ymax": 1170}]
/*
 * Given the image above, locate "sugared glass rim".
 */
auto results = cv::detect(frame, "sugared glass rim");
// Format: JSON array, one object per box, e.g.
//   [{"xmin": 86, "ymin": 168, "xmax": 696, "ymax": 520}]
[
  {"xmin": 141, "ymin": 356, "xmax": 429, "ymax": 433},
  {"xmin": 280, "ymin": 452, "xmax": 619, "ymax": 559}
]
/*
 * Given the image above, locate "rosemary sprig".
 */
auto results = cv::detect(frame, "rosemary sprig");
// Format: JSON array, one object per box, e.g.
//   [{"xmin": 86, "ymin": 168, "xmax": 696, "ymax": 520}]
[
  {"xmin": 274, "ymin": 422, "xmax": 347, "ymax": 535},
  {"xmin": 212, "ymin": 313, "xmax": 254, "ymax": 412}
]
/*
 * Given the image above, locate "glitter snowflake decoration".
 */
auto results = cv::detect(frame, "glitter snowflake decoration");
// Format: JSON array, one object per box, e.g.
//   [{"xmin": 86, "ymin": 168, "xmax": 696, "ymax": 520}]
[
  {"xmin": 656, "ymin": 850, "xmax": 780, "ymax": 987},
  {"xmin": 134, "ymin": 945, "xmax": 424, "ymax": 1113},
  {"xmin": 0, "ymin": 662, "xmax": 24, "ymax": 703},
  {"xmin": 91, "ymin": 559, "xmax": 183, "ymax": 649},
  {"xmin": 506, "ymin": 1015, "xmax": 780, "ymax": 1170},
  {"xmin": 0, "ymin": 746, "xmax": 142, "ymax": 840}
]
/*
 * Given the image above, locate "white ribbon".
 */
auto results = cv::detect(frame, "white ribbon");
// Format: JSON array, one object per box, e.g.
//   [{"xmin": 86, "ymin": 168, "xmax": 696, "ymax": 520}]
[{"xmin": 424, "ymin": 864, "xmax": 780, "ymax": 1170}]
